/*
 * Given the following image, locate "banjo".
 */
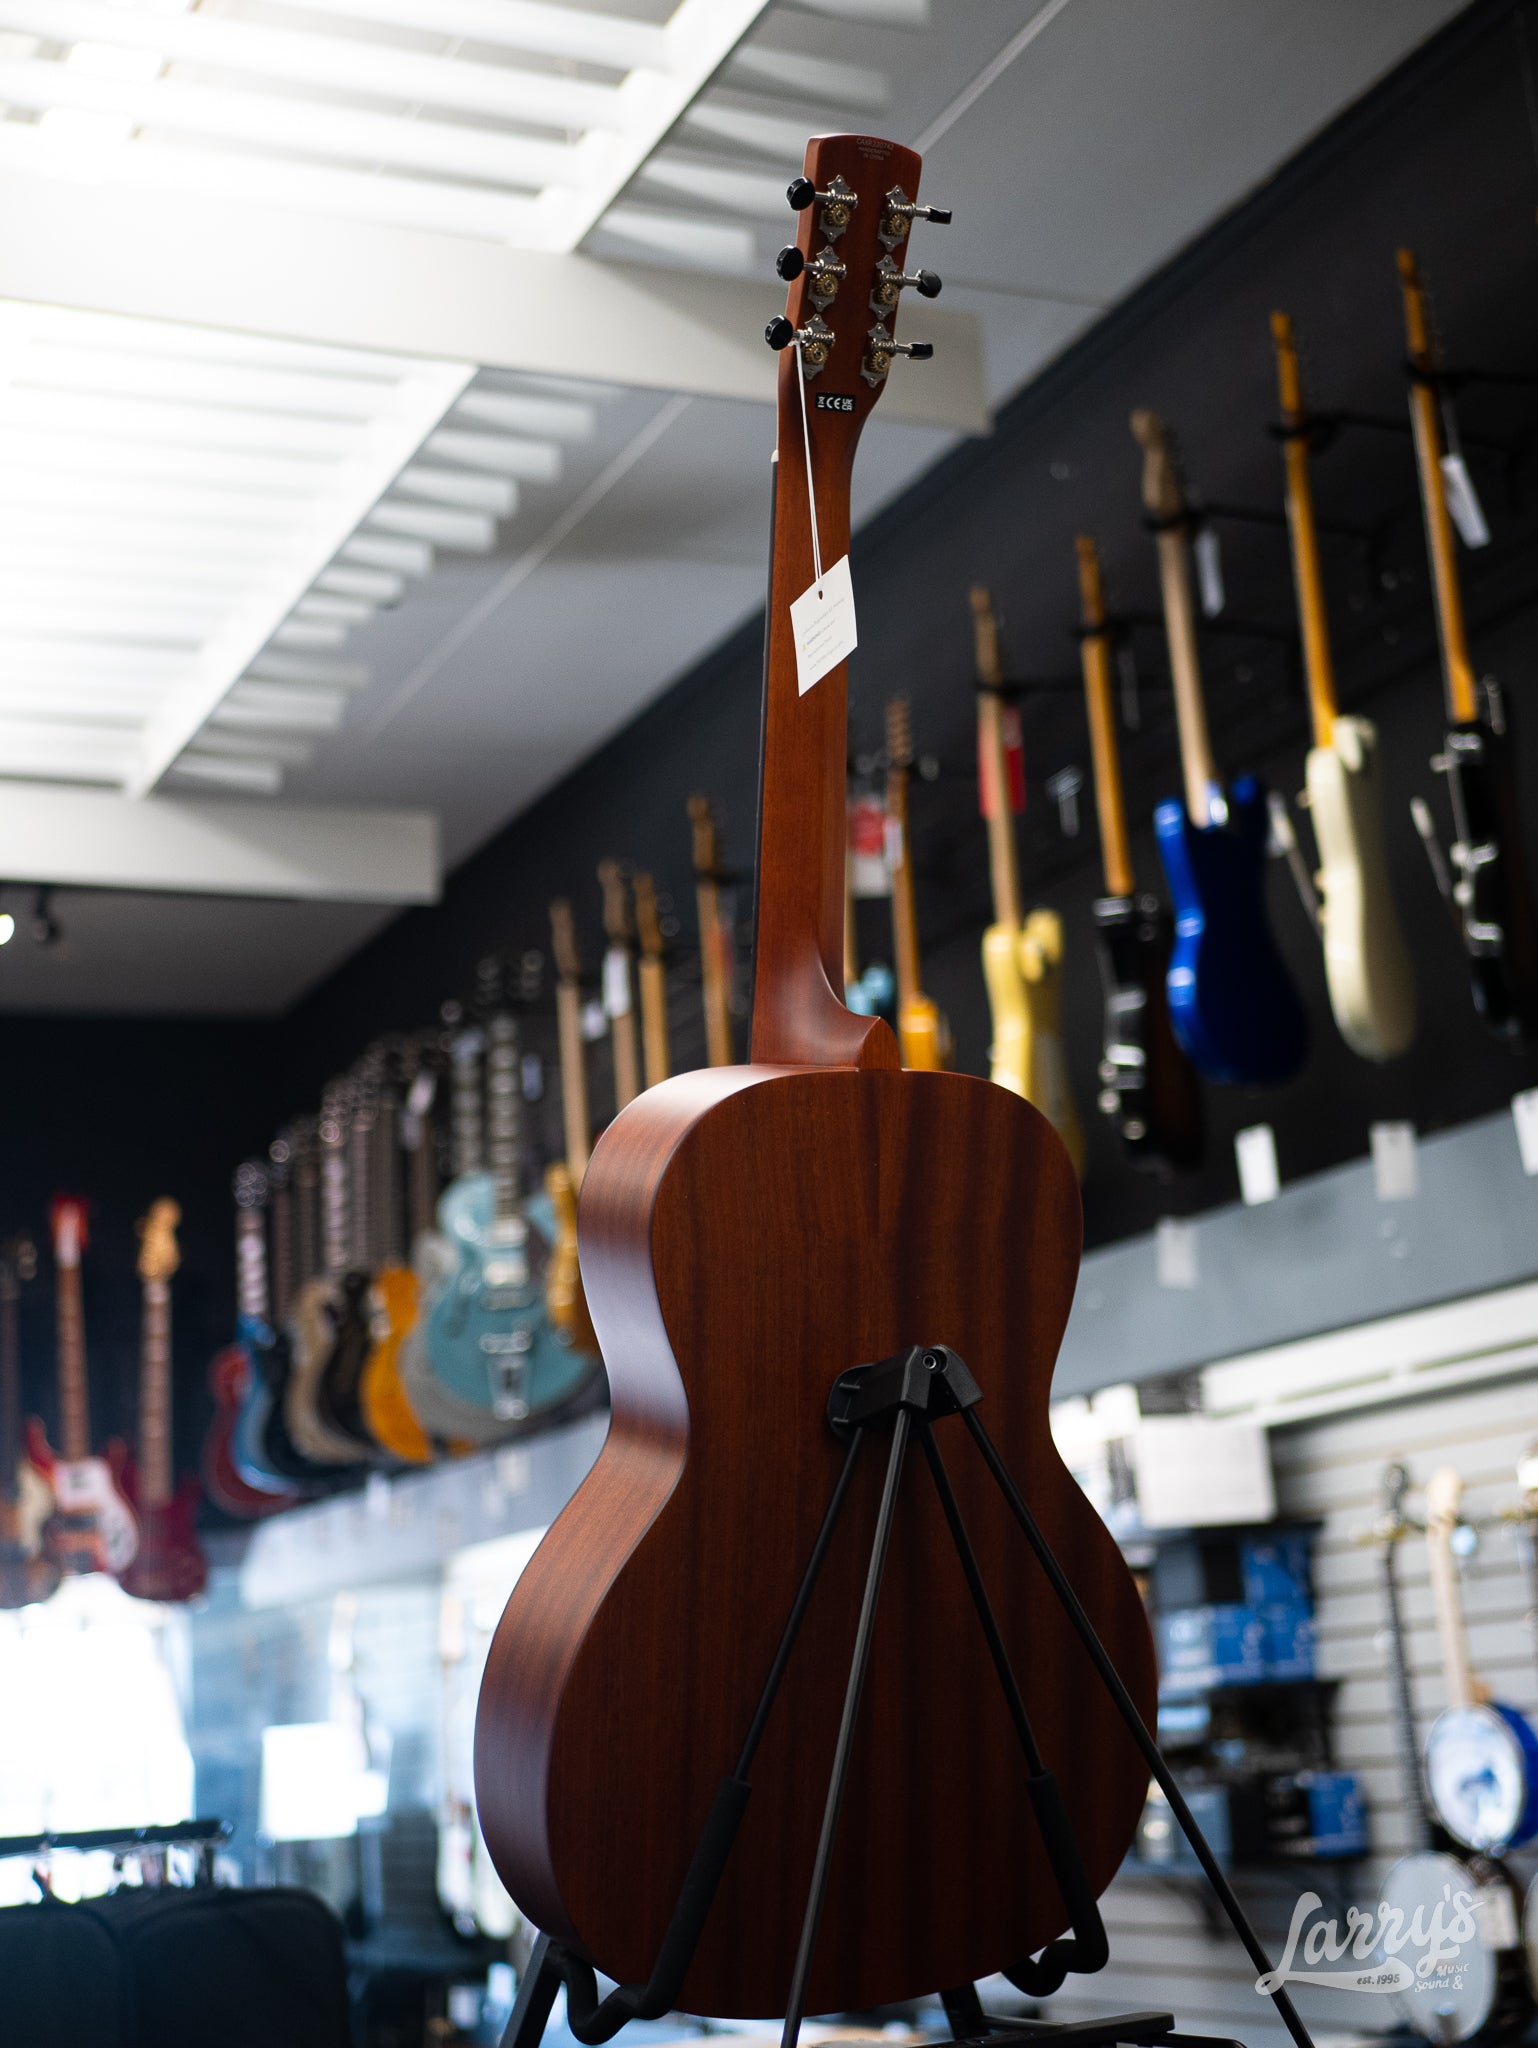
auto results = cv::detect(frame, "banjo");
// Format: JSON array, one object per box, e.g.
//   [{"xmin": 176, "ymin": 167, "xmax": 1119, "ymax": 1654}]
[{"xmin": 1368, "ymin": 1462, "xmax": 1527, "ymax": 2042}]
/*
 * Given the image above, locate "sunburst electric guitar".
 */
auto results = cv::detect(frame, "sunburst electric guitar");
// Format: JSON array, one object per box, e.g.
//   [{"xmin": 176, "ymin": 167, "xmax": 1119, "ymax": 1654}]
[
  {"xmin": 971, "ymin": 590, "xmax": 1086, "ymax": 1176},
  {"xmin": 1272, "ymin": 310, "xmax": 1416, "ymax": 1060},
  {"xmin": 884, "ymin": 696, "xmax": 951, "ymax": 1072}
]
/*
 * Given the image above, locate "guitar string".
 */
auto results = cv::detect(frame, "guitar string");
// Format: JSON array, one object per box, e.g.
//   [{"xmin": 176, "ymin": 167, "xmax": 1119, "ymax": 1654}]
[{"xmin": 794, "ymin": 337, "xmax": 824, "ymax": 591}]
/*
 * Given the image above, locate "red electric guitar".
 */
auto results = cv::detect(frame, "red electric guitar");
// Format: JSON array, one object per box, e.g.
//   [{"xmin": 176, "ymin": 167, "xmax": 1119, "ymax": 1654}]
[
  {"xmin": 114, "ymin": 1199, "xmax": 208, "ymax": 1602},
  {"xmin": 475, "ymin": 134, "xmax": 1154, "ymax": 2022},
  {"xmin": 29, "ymin": 1197, "xmax": 139, "ymax": 1578}
]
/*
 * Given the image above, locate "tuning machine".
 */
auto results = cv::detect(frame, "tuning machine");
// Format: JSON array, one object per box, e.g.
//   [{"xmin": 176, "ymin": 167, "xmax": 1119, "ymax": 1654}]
[
  {"xmin": 861, "ymin": 323, "xmax": 933, "ymax": 387},
  {"xmin": 870, "ymin": 253, "xmax": 941, "ymax": 316},
  {"xmin": 878, "ymin": 184, "xmax": 951, "ymax": 248},
  {"xmin": 776, "ymin": 243, "xmax": 847, "ymax": 310},
  {"xmin": 786, "ymin": 172, "xmax": 857, "ymax": 239},
  {"xmin": 765, "ymin": 311, "xmax": 835, "ymax": 378}
]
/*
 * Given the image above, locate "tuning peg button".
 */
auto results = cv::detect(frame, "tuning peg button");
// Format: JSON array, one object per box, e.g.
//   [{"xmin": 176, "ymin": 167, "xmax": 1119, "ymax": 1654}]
[
  {"xmin": 765, "ymin": 312, "xmax": 836, "ymax": 377},
  {"xmin": 870, "ymin": 254, "xmax": 942, "ymax": 313},
  {"xmin": 786, "ymin": 172, "xmax": 857, "ymax": 240},
  {"xmin": 879, "ymin": 185, "xmax": 951, "ymax": 247},
  {"xmin": 775, "ymin": 245, "xmax": 804, "ymax": 280},
  {"xmin": 861, "ymin": 324, "xmax": 934, "ymax": 387},
  {"xmin": 777, "ymin": 243, "xmax": 847, "ymax": 306}
]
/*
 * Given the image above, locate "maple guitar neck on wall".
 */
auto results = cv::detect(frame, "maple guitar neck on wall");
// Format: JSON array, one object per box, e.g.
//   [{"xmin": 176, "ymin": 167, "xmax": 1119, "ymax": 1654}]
[
  {"xmin": 689, "ymin": 796, "xmax": 734, "ymax": 1067},
  {"xmin": 598, "ymin": 860, "xmax": 641, "ymax": 1113},
  {"xmin": 883, "ymin": 696, "xmax": 950, "ymax": 1072},
  {"xmin": 1398, "ymin": 249, "xmax": 1538, "ymax": 1045},
  {"xmin": 118, "ymin": 1199, "xmax": 207, "ymax": 1603},
  {"xmin": 632, "ymin": 872, "xmax": 671, "ymax": 1091}
]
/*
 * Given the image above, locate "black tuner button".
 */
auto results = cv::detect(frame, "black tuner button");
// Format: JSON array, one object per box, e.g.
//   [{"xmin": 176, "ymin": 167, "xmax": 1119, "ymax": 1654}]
[
  {"xmin": 775, "ymin": 245, "xmax": 805, "ymax": 281},
  {"xmin": 909, "ymin": 342, "xmax": 935, "ymax": 361},
  {"xmin": 765, "ymin": 316, "xmax": 796, "ymax": 352},
  {"xmin": 915, "ymin": 270, "xmax": 942, "ymax": 299},
  {"xmin": 926, "ymin": 207, "xmax": 953, "ymax": 225},
  {"xmin": 786, "ymin": 177, "xmax": 816, "ymax": 211}
]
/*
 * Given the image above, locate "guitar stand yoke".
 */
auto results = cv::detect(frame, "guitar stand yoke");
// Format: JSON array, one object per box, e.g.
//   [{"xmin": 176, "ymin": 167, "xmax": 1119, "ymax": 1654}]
[{"xmin": 500, "ymin": 1347, "xmax": 1313, "ymax": 2048}]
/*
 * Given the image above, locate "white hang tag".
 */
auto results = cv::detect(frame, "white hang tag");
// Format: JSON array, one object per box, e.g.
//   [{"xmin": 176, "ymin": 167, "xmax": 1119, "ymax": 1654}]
[
  {"xmin": 883, "ymin": 813, "xmax": 905, "ymax": 873},
  {"xmin": 1235, "ymin": 1123, "xmax": 1280, "ymax": 1206},
  {"xmin": 1441, "ymin": 453, "xmax": 1490, "ymax": 549},
  {"xmin": 1155, "ymin": 1216, "xmax": 1199, "ymax": 1290},
  {"xmin": 1194, "ymin": 525, "xmax": 1225, "ymax": 617},
  {"xmin": 1513, "ymin": 1087, "xmax": 1538, "ymax": 1175},
  {"xmin": 579, "ymin": 998, "xmax": 608, "ymax": 1043},
  {"xmin": 602, "ymin": 947, "xmax": 632, "ymax": 1018},
  {"xmin": 791, "ymin": 553, "xmax": 857, "ymax": 697},
  {"xmin": 1369, "ymin": 1120, "xmax": 1418, "ymax": 1201}
]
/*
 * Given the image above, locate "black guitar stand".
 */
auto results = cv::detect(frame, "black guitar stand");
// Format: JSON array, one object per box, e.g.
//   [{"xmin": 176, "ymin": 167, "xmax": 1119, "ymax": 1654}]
[{"xmin": 501, "ymin": 1348, "xmax": 1316, "ymax": 2048}]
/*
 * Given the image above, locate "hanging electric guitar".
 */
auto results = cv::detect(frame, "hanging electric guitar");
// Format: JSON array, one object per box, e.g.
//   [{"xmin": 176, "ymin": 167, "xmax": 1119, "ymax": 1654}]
[
  {"xmin": 1398, "ymin": 250, "xmax": 1538, "ymax": 1045},
  {"xmin": 204, "ymin": 1161, "xmax": 303, "ymax": 1516},
  {"xmin": 689, "ymin": 795, "xmax": 735, "ymax": 1067},
  {"xmin": 1367, "ymin": 1462, "xmax": 1528, "ymax": 2043},
  {"xmin": 1135, "ymin": 408, "xmax": 1308, "ymax": 1085},
  {"xmin": 360, "ymin": 1039, "xmax": 437, "ymax": 1465},
  {"xmin": 883, "ymin": 697, "xmax": 952, "ymax": 1073},
  {"xmin": 113, "ymin": 1199, "xmax": 207, "ymax": 1603},
  {"xmin": 0, "ymin": 1233, "xmax": 59, "ymax": 1607},
  {"xmin": 316, "ymin": 1052, "xmax": 390, "ymax": 1454},
  {"xmin": 633, "ymin": 872, "xmax": 672, "ymax": 1092},
  {"xmin": 543, "ymin": 901, "xmax": 599, "ymax": 1358},
  {"xmin": 286, "ymin": 1087, "xmax": 372, "ymax": 1467},
  {"xmin": 1074, "ymin": 541, "xmax": 1201, "ymax": 1171},
  {"xmin": 1271, "ymin": 311, "xmax": 1416, "ymax": 1061},
  {"xmin": 476, "ymin": 134, "xmax": 1154, "ymax": 2019},
  {"xmin": 599, "ymin": 860, "xmax": 642, "ymax": 1115},
  {"xmin": 970, "ymin": 592, "xmax": 1086, "ymax": 1175},
  {"xmin": 29, "ymin": 1198, "xmax": 138, "ymax": 1577},
  {"xmin": 1424, "ymin": 1465, "xmax": 1538, "ymax": 1854}
]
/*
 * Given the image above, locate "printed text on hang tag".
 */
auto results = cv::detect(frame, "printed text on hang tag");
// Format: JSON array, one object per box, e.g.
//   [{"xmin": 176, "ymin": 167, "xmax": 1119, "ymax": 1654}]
[{"xmin": 790, "ymin": 554, "xmax": 857, "ymax": 696}]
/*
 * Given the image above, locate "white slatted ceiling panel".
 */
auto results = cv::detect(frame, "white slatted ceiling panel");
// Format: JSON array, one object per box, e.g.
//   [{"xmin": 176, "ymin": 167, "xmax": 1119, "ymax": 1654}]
[{"xmin": 1039, "ymin": 1371, "xmax": 1538, "ymax": 2048}]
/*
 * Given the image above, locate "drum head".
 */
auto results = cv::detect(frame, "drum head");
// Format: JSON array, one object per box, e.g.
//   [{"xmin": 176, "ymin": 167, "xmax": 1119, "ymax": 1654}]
[
  {"xmin": 1427, "ymin": 1706, "xmax": 1532, "ymax": 1853},
  {"xmin": 1380, "ymin": 1853, "xmax": 1497, "ymax": 2042}
]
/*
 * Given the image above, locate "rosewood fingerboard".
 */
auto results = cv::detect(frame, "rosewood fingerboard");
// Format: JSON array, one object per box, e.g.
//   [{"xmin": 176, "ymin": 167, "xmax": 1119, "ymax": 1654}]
[
  {"xmin": 55, "ymin": 1256, "xmax": 90, "ymax": 1465},
  {"xmin": 138, "ymin": 1279, "xmax": 173, "ymax": 1509}
]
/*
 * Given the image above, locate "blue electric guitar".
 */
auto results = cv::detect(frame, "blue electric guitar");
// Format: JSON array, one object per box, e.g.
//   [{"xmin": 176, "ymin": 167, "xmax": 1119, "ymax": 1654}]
[{"xmin": 1134, "ymin": 408, "xmax": 1308, "ymax": 1086}]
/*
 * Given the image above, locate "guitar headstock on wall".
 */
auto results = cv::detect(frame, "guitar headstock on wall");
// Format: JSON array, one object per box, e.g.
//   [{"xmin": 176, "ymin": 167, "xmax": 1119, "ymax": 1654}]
[
  {"xmin": 550, "ymin": 900, "xmax": 581, "ymax": 990},
  {"xmin": 1131, "ymin": 408, "xmax": 1187, "ymax": 526},
  {"xmin": 633, "ymin": 872, "xmax": 665, "ymax": 963},
  {"xmin": 50, "ymin": 1197, "xmax": 89, "ymax": 1270},
  {"xmin": 764, "ymin": 135, "xmax": 947, "ymax": 458},
  {"xmin": 884, "ymin": 695, "xmax": 913, "ymax": 780},
  {"xmin": 0, "ymin": 1234, "xmax": 36, "ymax": 1305},
  {"xmin": 688, "ymin": 795, "xmax": 721, "ymax": 883},
  {"xmin": 597, "ymin": 860, "xmax": 632, "ymax": 953},
  {"xmin": 136, "ymin": 1199, "xmax": 182, "ymax": 1285}
]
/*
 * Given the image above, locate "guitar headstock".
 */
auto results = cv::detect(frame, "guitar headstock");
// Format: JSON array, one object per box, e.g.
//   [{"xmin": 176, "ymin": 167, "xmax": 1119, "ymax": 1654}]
[
  {"xmin": 1270, "ymin": 310, "xmax": 1305, "ymax": 426},
  {"xmin": 1131, "ymin": 408, "xmax": 1187, "ymax": 526},
  {"xmin": 885, "ymin": 696, "xmax": 913, "ymax": 776},
  {"xmin": 1075, "ymin": 535, "xmax": 1108, "ymax": 631},
  {"xmin": 969, "ymin": 587, "xmax": 1003, "ymax": 688},
  {"xmin": 550, "ymin": 899, "xmax": 581, "ymax": 986},
  {"xmin": 1397, "ymin": 247, "xmax": 1433, "ymax": 368},
  {"xmin": 1425, "ymin": 1464, "xmax": 1464, "ymax": 1536},
  {"xmin": 0, "ymin": 1233, "xmax": 36, "ymax": 1303},
  {"xmin": 688, "ymin": 795, "xmax": 721, "ymax": 881},
  {"xmin": 50, "ymin": 1196, "xmax": 89, "ymax": 1269},
  {"xmin": 765, "ymin": 135, "xmax": 945, "ymax": 447},
  {"xmin": 598, "ymin": 860, "xmax": 632, "ymax": 951},
  {"xmin": 633, "ymin": 872, "xmax": 665, "ymax": 962},
  {"xmin": 233, "ymin": 1160, "xmax": 269, "ymax": 1211},
  {"xmin": 137, "ymin": 1198, "xmax": 182, "ymax": 1283}
]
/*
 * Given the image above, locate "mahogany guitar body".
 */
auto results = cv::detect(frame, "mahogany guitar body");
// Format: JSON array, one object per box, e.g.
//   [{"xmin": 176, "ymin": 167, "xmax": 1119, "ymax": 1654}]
[{"xmin": 476, "ymin": 1055, "xmax": 1155, "ymax": 2016}]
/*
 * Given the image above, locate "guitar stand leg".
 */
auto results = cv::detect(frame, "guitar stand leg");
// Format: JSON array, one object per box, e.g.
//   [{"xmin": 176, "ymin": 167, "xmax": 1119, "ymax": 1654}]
[
  {"xmin": 501, "ymin": 1933, "xmax": 564, "ymax": 2048},
  {"xmin": 959, "ymin": 1408, "xmax": 1317, "ymax": 2048}
]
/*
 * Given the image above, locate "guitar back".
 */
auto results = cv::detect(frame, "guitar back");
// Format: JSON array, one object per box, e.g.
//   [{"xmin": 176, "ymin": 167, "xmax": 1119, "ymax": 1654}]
[
  {"xmin": 1091, "ymin": 893, "xmax": 1203, "ymax": 1170},
  {"xmin": 1307, "ymin": 718, "xmax": 1417, "ymax": 1061},
  {"xmin": 476, "ymin": 1064, "xmax": 1153, "ymax": 2014},
  {"xmin": 1154, "ymin": 776, "xmax": 1309, "ymax": 1085}
]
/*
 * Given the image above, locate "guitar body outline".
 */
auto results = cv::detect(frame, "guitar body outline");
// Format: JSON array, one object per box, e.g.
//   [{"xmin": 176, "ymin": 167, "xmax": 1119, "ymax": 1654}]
[
  {"xmin": 360, "ymin": 1264, "xmax": 434, "ymax": 1464},
  {"xmin": 315, "ymin": 1269, "xmax": 382, "ymax": 1455},
  {"xmin": 285, "ymin": 1276, "xmax": 372, "ymax": 1466},
  {"xmin": 1154, "ymin": 775, "xmax": 1309, "ymax": 1086},
  {"xmin": 27, "ymin": 1421, "xmax": 139, "ymax": 1578},
  {"xmin": 202, "ymin": 1343, "xmax": 300, "ymax": 1518},
  {"xmin": 475, "ymin": 1060, "xmax": 1155, "ymax": 2016},
  {"xmin": 1091, "ymin": 892, "xmax": 1203, "ymax": 1171},
  {"xmin": 1306, "ymin": 716, "xmax": 1416, "ymax": 1061},
  {"xmin": 0, "ymin": 1459, "xmax": 60, "ymax": 1607},
  {"xmin": 109, "ymin": 1447, "xmax": 208, "ymax": 1604}
]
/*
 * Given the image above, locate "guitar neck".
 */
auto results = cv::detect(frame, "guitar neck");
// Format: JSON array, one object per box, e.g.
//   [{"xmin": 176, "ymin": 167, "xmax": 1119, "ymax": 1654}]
[
  {"xmin": 55, "ymin": 1261, "xmax": 90, "ymax": 1462},
  {"xmin": 1380, "ymin": 1537, "xmax": 1434, "ymax": 1851},
  {"xmin": 695, "ymin": 872, "xmax": 734, "ymax": 1068},
  {"xmin": 608, "ymin": 955, "xmax": 641, "ymax": 1111},
  {"xmin": 638, "ymin": 957, "xmax": 671, "ymax": 1090},
  {"xmin": 349, "ymin": 1109, "xmax": 374, "ymax": 1269},
  {"xmin": 487, "ymin": 1014, "xmax": 523, "ymax": 1220},
  {"xmin": 1399, "ymin": 252, "xmax": 1479, "ymax": 727},
  {"xmin": 406, "ymin": 1100, "xmax": 440, "ymax": 1242},
  {"xmin": 0, "ymin": 1279, "xmax": 20, "ymax": 1498},
  {"xmin": 971, "ymin": 589, "xmax": 1023, "ymax": 930},
  {"xmin": 452, "ymin": 1043, "xmax": 485, "ymax": 1179},
  {"xmin": 375, "ymin": 1092, "xmax": 402, "ymax": 1262},
  {"xmin": 270, "ymin": 1178, "xmax": 294, "ymax": 1320},
  {"xmin": 1426, "ymin": 1497, "xmax": 1479, "ymax": 1712},
  {"xmin": 139, "ymin": 1278, "xmax": 173, "ymax": 1508},
  {"xmin": 1154, "ymin": 524, "xmax": 1220, "ymax": 823},
  {"xmin": 235, "ymin": 1202, "xmax": 269, "ymax": 1323},
  {"xmin": 886, "ymin": 765, "xmax": 923, "ymax": 1009},
  {"xmin": 555, "ymin": 980, "xmax": 591, "ymax": 1185},
  {"xmin": 1271, "ymin": 314, "xmax": 1339, "ymax": 749},
  {"xmin": 321, "ymin": 1123, "xmax": 350, "ymax": 1279},
  {"xmin": 1075, "ymin": 538, "xmax": 1135, "ymax": 899}
]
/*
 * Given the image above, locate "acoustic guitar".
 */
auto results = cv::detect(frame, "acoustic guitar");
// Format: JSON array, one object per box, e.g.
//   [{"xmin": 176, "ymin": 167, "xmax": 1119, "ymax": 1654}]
[
  {"xmin": 689, "ymin": 795, "xmax": 735, "ymax": 1067},
  {"xmin": 476, "ymin": 133, "xmax": 1154, "ymax": 2019},
  {"xmin": 114, "ymin": 1199, "xmax": 208, "ymax": 1603},
  {"xmin": 0, "ymin": 1233, "xmax": 59, "ymax": 1607},
  {"xmin": 1135, "ymin": 408, "xmax": 1309, "ymax": 1085},
  {"xmin": 884, "ymin": 697, "xmax": 952, "ymax": 1073},
  {"xmin": 1398, "ymin": 251, "xmax": 1538, "ymax": 1045},
  {"xmin": 29, "ymin": 1198, "xmax": 139, "ymax": 1577},
  {"xmin": 1075, "ymin": 538, "xmax": 1201, "ymax": 1171},
  {"xmin": 542, "ymin": 901, "xmax": 599, "ymax": 1358},
  {"xmin": 633, "ymin": 872, "xmax": 672, "ymax": 1091},
  {"xmin": 1271, "ymin": 311, "xmax": 1417, "ymax": 1061},
  {"xmin": 599, "ymin": 860, "xmax": 642, "ymax": 1114},
  {"xmin": 360, "ymin": 1040, "xmax": 437, "ymax": 1465},
  {"xmin": 970, "ymin": 592, "xmax": 1086, "ymax": 1176}
]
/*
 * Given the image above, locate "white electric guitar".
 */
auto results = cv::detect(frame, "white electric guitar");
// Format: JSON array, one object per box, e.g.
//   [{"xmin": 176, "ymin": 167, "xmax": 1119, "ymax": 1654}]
[{"xmin": 1272, "ymin": 310, "xmax": 1416, "ymax": 1060}]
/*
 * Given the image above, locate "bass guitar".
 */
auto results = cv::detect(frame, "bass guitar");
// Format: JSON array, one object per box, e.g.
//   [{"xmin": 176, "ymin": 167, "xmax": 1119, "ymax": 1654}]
[
  {"xmin": 1398, "ymin": 250, "xmax": 1538, "ymax": 1045},
  {"xmin": 1367, "ymin": 1462, "xmax": 1528, "ymax": 2043},
  {"xmin": 633, "ymin": 872, "xmax": 672, "ymax": 1091},
  {"xmin": 970, "ymin": 591, "xmax": 1086, "ymax": 1174},
  {"xmin": 1075, "ymin": 538, "xmax": 1201, "ymax": 1171},
  {"xmin": 476, "ymin": 133, "xmax": 1154, "ymax": 2018},
  {"xmin": 689, "ymin": 795, "xmax": 735, "ymax": 1067},
  {"xmin": 28, "ymin": 1198, "xmax": 138, "ymax": 1577},
  {"xmin": 1272, "ymin": 311, "xmax": 1416, "ymax": 1061},
  {"xmin": 599, "ymin": 860, "xmax": 642, "ymax": 1114},
  {"xmin": 1135, "ymin": 408, "xmax": 1308, "ymax": 1085},
  {"xmin": 884, "ymin": 697, "xmax": 952, "ymax": 1073},
  {"xmin": 1424, "ymin": 1465, "xmax": 1538, "ymax": 1855},
  {"xmin": 360, "ymin": 1039, "xmax": 437, "ymax": 1465},
  {"xmin": 0, "ymin": 1233, "xmax": 58, "ymax": 1607},
  {"xmin": 114, "ymin": 1199, "xmax": 208, "ymax": 1603}
]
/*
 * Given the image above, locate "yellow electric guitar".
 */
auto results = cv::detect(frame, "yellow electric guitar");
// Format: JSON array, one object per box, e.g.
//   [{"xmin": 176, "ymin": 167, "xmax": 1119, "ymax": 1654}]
[
  {"xmin": 633, "ymin": 872, "xmax": 672, "ymax": 1090},
  {"xmin": 1272, "ymin": 310, "xmax": 1416, "ymax": 1060},
  {"xmin": 970, "ymin": 588, "xmax": 1086, "ymax": 1176},
  {"xmin": 689, "ymin": 795, "xmax": 734, "ymax": 1067},
  {"xmin": 598, "ymin": 859, "xmax": 641, "ymax": 1115},
  {"xmin": 359, "ymin": 1040, "xmax": 436, "ymax": 1464},
  {"xmin": 884, "ymin": 696, "xmax": 952, "ymax": 1071},
  {"xmin": 545, "ymin": 901, "xmax": 598, "ymax": 1356}
]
